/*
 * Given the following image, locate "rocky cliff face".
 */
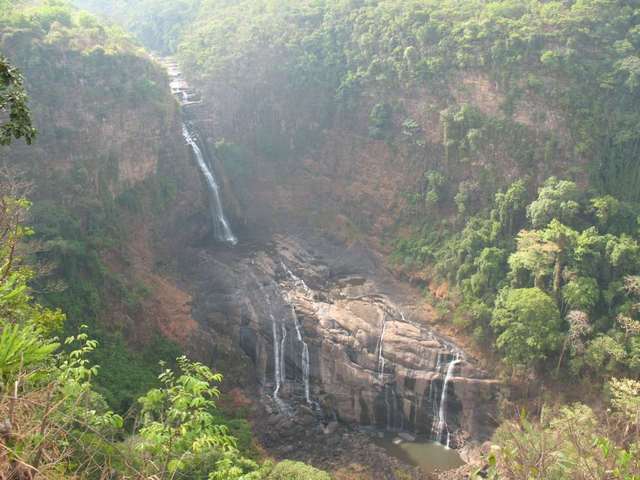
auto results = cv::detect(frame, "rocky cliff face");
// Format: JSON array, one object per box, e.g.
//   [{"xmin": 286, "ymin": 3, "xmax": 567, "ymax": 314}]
[
  {"xmin": 192, "ymin": 68, "xmax": 581, "ymax": 247},
  {"xmin": 1, "ymin": 32, "xmax": 185, "ymax": 195},
  {"xmin": 172, "ymin": 233, "xmax": 498, "ymax": 447},
  {"xmin": 0, "ymin": 25, "xmax": 204, "ymax": 350}
]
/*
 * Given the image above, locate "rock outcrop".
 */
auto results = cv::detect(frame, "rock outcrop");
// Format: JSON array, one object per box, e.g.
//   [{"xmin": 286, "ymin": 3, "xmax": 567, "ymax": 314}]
[{"xmin": 178, "ymin": 234, "xmax": 498, "ymax": 447}]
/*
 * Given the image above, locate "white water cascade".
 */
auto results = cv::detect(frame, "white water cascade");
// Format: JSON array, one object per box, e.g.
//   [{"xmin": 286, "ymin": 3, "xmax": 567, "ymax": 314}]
[
  {"xmin": 256, "ymin": 282, "xmax": 290, "ymax": 414},
  {"xmin": 376, "ymin": 313, "xmax": 388, "ymax": 380},
  {"xmin": 291, "ymin": 307, "xmax": 311, "ymax": 404},
  {"xmin": 270, "ymin": 310, "xmax": 282, "ymax": 398},
  {"xmin": 428, "ymin": 353, "xmax": 444, "ymax": 429},
  {"xmin": 384, "ymin": 384, "xmax": 393, "ymax": 429},
  {"xmin": 433, "ymin": 353, "xmax": 462, "ymax": 448},
  {"xmin": 280, "ymin": 324, "xmax": 287, "ymax": 385},
  {"xmin": 182, "ymin": 124, "xmax": 237, "ymax": 245},
  {"xmin": 269, "ymin": 311, "xmax": 292, "ymax": 415},
  {"xmin": 282, "ymin": 263, "xmax": 313, "ymax": 404},
  {"xmin": 282, "ymin": 263, "xmax": 313, "ymax": 297}
]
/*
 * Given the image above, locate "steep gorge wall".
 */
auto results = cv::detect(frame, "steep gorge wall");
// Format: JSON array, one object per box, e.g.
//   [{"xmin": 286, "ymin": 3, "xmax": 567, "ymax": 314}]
[
  {"xmin": 174, "ymin": 0, "xmax": 639, "ymax": 249},
  {"xmin": 0, "ymin": 19, "xmax": 205, "ymax": 352},
  {"xmin": 2, "ymin": 32, "xmax": 184, "ymax": 193},
  {"xmin": 191, "ymin": 70, "xmax": 581, "ymax": 247}
]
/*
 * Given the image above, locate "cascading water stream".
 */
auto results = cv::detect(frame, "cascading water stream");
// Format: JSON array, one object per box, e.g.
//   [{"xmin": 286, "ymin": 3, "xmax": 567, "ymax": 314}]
[
  {"xmin": 301, "ymin": 342, "xmax": 311, "ymax": 404},
  {"xmin": 282, "ymin": 263, "xmax": 313, "ymax": 404},
  {"xmin": 282, "ymin": 263, "xmax": 313, "ymax": 296},
  {"xmin": 182, "ymin": 124, "xmax": 237, "ymax": 245},
  {"xmin": 428, "ymin": 353, "xmax": 444, "ymax": 429},
  {"xmin": 372, "ymin": 306, "xmax": 465, "ymax": 445},
  {"xmin": 433, "ymin": 353, "xmax": 462, "ymax": 448},
  {"xmin": 256, "ymin": 281, "xmax": 290, "ymax": 414},
  {"xmin": 376, "ymin": 313, "xmax": 388, "ymax": 380},
  {"xmin": 384, "ymin": 384, "xmax": 393, "ymax": 430},
  {"xmin": 290, "ymin": 306, "xmax": 312, "ymax": 404},
  {"xmin": 271, "ymin": 313, "xmax": 281, "ymax": 398},
  {"xmin": 270, "ymin": 316, "xmax": 291, "ymax": 415},
  {"xmin": 280, "ymin": 324, "xmax": 287, "ymax": 385}
]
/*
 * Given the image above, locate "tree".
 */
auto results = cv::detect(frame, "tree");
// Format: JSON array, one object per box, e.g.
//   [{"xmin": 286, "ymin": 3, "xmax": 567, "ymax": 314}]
[
  {"xmin": 591, "ymin": 195, "xmax": 620, "ymax": 231},
  {"xmin": 562, "ymin": 277, "xmax": 599, "ymax": 312},
  {"xmin": 606, "ymin": 234, "xmax": 640, "ymax": 276},
  {"xmin": 136, "ymin": 356, "xmax": 253, "ymax": 479},
  {"xmin": 541, "ymin": 220, "xmax": 578, "ymax": 299},
  {"xmin": 423, "ymin": 169, "xmax": 447, "ymax": 210},
  {"xmin": 264, "ymin": 460, "xmax": 332, "ymax": 480},
  {"xmin": 508, "ymin": 230, "xmax": 558, "ymax": 289},
  {"xmin": 479, "ymin": 403, "xmax": 640, "ymax": 480},
  {"xmin": 368, "ymin": 102, "xmax": 392, "ymax": 139},
  {"xmin": 584, "ymin": 334, "xmax": 627, "ymax": 375},
  {"xmin": 555, "ymin": 309, "xmax": 592, "ymax": 374},
  {"xmin": 470, "ymin": 247, "xmax": 507, "ymax": 297},
  {"xmin": 608, "ymin": 377, "xmax": 640, "ymax": 441},
  {"xmin": 491, "ymin": 287, "xmax": 564, "ymax": 368},
  {"xmin": 572, "ymin": 227, "xmax": 608, "ymax": 278},
  {"xmin": 0, "ymin": 55, "xmax": 36, "ymax": 146},
  {"xmin": 526, "ymin": 177, "xmax": 581, "ymax": 228},
  {"xmin": 492, "ymin": 179, "xmax": 528, "ymax": 237}
]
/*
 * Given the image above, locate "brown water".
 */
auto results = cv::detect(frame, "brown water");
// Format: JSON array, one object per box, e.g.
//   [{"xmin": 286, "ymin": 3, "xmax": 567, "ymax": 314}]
[{"xmin": 375, "ymin": 434, "xmax": 465, "ymax": 474}]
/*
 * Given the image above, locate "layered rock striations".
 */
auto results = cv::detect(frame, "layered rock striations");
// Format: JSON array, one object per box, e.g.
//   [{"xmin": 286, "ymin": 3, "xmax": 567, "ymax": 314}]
[{"xmin": 178, "ymin": 234, "xmax": 498, "ymax": 447}]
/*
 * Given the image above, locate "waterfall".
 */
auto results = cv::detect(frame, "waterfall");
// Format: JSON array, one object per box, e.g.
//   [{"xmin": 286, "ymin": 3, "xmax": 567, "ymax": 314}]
[
  {"xmin": 433, "ymin": 353, "xmax": 462, "ymax": 448},
  {"xmin": 282, "ymin": 263, "xmax": 313, "ymax": 404},
  {"xmin": 376, "ymin": 313, "xmax": 388, "ymax": 380},
  {"xmin": 258, "ymin": 282, "xmax": 289, "ymax": 414},
  {"xmin": 280, "ymin": 324, "xmax": 287, "ymax": 385},
  {"xmin": 281, "ymin": 263, "xmax": 312, "ymax": 297},
  {"xmin": 271, "ymin": 312, "xmax": 282, "ymax": 398},
  {"xmin": 162, "ymin": 58, "xmax": 236, "ymax": 244},
  {"xmin": 428, "ymin": 353, "xmax": 444, "ymax": 431},
  {"xmin": 182, "ymin": 124, "xmax": 237, "ymax": 245},
  {"xmin": 384, "ymin": 384, "xmax": 392, "ymax": 429},
  {"xmin": 291, "ymin": 306, "xmax": 312, "ymax": 404},
  {"xmin": 301, "ymin": 341, "xmax": 311, "ymax": 404}
]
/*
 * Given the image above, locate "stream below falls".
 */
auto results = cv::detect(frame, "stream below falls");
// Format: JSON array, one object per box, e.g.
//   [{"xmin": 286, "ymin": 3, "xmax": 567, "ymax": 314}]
[{"xmin": 374, "ymin": 433, "xmax": 464, "ymax": 474}]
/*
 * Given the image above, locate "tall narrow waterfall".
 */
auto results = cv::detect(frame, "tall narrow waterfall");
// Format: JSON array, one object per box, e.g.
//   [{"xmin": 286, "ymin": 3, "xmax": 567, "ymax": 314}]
[
  {"xmin": 291, "ymin": 307, "xmax": 311, "ymax": 404},
  {"xmin": 280, "ymin": 324, "xmax": 287, "ymax": 385},
  {"xmin": 257, "ymin": 283, "xmax": 290, "ymax": 414},
  {"xmin": 376, "ymin": 314, "xmax": 388, "ymax": 380},
  {"xmin": 384, "ymin": 384, "xmax": 393, "ymax": 429},
  {"xmin": 433, "ymin": 353, "xmax": 462, "ymax": 448},
  {"xmin": 282, "ymin": 263, "xmax": 312, "ymax": 405},
  {"xmin": 428, "ymin": 352, "xmax": 444, "ymax": 429},
  {"xmin": 182, "ymin": 124, "xmax": 237, "ymax": 245},
  {"xmin": 271, "ymin": 312, "xmax": 282, "ymax": 398}
]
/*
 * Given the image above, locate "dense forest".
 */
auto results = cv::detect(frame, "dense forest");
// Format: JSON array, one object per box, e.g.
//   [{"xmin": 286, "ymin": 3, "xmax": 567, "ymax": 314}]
[
  {"xmin": 0, "ymin": 1, "xmax": 330, "ymax": 478},
  {"xmin": 2, "ymin": 0, "xmax": 640, "ymax": 478},
  {"xmin": 169, "ymin": 0, "xmax": 640, "ymax": 388}
]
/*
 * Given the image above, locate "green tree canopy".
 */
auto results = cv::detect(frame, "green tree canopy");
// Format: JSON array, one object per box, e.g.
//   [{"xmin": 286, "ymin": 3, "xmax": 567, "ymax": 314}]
[
  {"xmin": 0, "ymin": 55, "xmax": 35, "ymax": 145},
  {"xmin": 491, "ymin": 287, "xmax": 564, "ymax": 368},
  {"xmin": 527, "ymin": 177, "xmax": 581, "ymax": 229},
  {"xmin": 562, "ymin": 276, "xmax": 600, "ymax": 312}
]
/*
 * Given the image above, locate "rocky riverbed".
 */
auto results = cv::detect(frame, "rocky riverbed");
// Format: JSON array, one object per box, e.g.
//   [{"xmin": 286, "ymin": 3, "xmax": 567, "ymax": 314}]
[{"xmin": 164, "ymin": 228, "xmax": 498, "ymax": 476}]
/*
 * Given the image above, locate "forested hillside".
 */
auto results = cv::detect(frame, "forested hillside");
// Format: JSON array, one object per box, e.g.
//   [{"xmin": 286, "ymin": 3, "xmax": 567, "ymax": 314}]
[
  {"xmin": 3, "ymin": 0, "xmax": 640, "ymax": 478},
  {"xmin": 0, "ymin": 2, "xmax": 334, "ymax": 478},
  {"xmin": 74, "ymin": 0, "xmax": 640, "ymax": 476},
  {"xmin": 159, "ymin": 0, "xmax": 640, "ymax": 385},
  {"xmin": 0, "ymin": 0, "xmax": 197, "ymax": 411}
]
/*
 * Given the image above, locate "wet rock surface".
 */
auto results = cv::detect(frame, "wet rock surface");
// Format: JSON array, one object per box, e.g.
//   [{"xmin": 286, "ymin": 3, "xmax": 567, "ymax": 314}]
[
  {"xmin": 174, "ymin": 231, "xmax": 499, "ymax": 455},
  {"xmin": 252, "ymin": 402, "xmax": 430, "ymax": 480}
]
